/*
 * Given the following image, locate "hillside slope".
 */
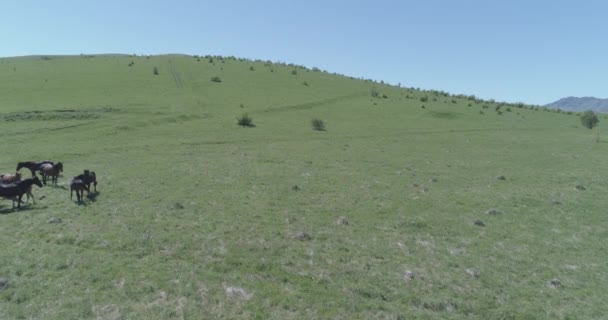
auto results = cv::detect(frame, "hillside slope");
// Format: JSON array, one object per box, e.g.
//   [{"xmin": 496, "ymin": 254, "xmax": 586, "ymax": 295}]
[{"xmin": 0, "ymin": 54, "xmax": 606, "ymax": 319}]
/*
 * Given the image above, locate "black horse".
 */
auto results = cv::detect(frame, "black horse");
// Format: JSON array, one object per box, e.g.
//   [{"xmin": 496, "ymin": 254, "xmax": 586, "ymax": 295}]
[
  {"xmin": 70, "ymin": 178, "xmax": 87, "ymax": 203},
  {"xmin": 16, "ymin": 161, "xmax": 54, "ymax": 177},
  {"xmin": 75, "ymin": 170, "xmax": 97, "ymax": 194},
  {"xmin": 0, "ymin": 176, "xmax": 43, "ymax": 209}
]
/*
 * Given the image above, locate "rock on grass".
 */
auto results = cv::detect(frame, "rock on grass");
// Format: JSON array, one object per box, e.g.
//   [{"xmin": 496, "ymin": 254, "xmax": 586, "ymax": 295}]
[
  {"xmin": 292, "ymin": 231, "xmax": 312, "ymax": 241},
  {"xmin": 47, "ymin": 217, "xmax": 62, "ymax": 224},
  {"xmin": 465, "ymin": 268, "xmax": 480, "ymax": 278},
  {"xmin": 224, "ymin": 286, "xmax": 253, "ymax": 300},
  {"xmin": 486, "ymin": 208, "xmax": 502, "ymax": 215},
  {"xmin": 336, "ymin": 216, "xmax": 349, "ymax": 225},
  {"xmin": 547, "ymin": 278, "xmax": 562, "ymax": 289}
]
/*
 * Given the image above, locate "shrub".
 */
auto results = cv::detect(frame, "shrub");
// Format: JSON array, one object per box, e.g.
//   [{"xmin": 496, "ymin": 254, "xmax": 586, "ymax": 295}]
[
  {"xmin": 311, "ymin": 118, "xmax": 326, "ymax": 131},
  {"xmin": 303, "ymin": 81, "xmax": 309, "ymax": 86},
  {"xmin": 237, "ymin": 114, "xmax": 254, "ymax": 127},
  {"xmin": 291, "ymin": 70, "xmax": 298, "ymax": 75},
  {"xmin": 210, "ymin": 76, "xmax": 222, "ymax": 83},
  {"xmin": 420, "ymin": 96, "xmax": 429, "ymax": 102},
  {"xmin": 153, "ymin": 67, "xmax": 159, "ymax": 75},
  {"xmin": 249, "ymin": 66, "xmax": 255, "ymax": 71},
  {"xmin": 371, "ymin": 88, "xmax": 380, "ymax": 98},
  {"xmin": 580, "ymin": 110, "xmax": 599, "ymax": 129},
  {"xmin": 382, "ymin": 94, "xmax": 388, "ymax": 99}
]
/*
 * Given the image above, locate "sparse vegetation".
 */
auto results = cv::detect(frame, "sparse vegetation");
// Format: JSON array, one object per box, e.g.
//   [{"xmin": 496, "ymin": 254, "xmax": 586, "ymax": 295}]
[
  {"xmin": 580, "ymin": 110, "xmax": 599, "ymax": 129},
  {"xmin": 236, "ymin": 113, "xmax": 254, "ymax": 127},
  {"xmin": 311, "ymin": 118, "xmax": 326, "ymax": 131}
]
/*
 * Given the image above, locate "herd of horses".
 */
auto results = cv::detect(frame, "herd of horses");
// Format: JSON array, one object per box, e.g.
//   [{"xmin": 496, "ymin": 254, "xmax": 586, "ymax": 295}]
[{"xmin": 0, "ymin": 160, "xmax": 98, "ymax": 209}]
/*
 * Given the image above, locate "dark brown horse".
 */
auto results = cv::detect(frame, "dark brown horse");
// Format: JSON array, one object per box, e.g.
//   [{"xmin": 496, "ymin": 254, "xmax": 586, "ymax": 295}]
[
  {"xmin": 70, "ymin": 178, "xmax": 87, "ymax": 203},
  {"xmin": 0, "ymin": 176, "xmax": 43, "ymax": 209},
  {"xmin": 16, "ymin": 161, "xmax": 54, "ymax": 176},
  {"xmin": 75, "ymin": 170, "xmax": 97, "ymax": 194},
  {"xmin": 40, "ymin": 162, "xmax": 63, "ymax": 185},
  {"xmin": 0, "ymin": 172, "xmax": 36, "ymax": 204}
]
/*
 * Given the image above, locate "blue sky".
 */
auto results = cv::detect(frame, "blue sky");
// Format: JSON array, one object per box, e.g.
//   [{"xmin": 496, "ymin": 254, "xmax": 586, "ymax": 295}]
[{"xmin": 2, "ymin": 0, "xmax": 606, "ymax": 105}]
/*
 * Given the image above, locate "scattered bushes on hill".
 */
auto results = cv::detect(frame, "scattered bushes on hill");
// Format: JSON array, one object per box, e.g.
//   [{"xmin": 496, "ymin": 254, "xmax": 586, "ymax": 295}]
[
  {"xmin": 210, "ymin": 76, "xmax": 222, "ymax": 83},
  {"xmin": 311, "ymin": 118, "xmax": 326, "ymax": 131},
  {"xmin": 237, "ymin": 114, "xmax": 254, "ymax": 127},
  {"xmin": 580, "ymin": 110, "xmax": 599, "ymax": 129}
]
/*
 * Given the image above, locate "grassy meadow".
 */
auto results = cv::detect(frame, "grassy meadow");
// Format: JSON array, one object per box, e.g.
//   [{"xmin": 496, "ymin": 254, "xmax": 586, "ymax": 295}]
[{"xmin": 0, "ymin": 54, "xmax": 606, "ymax": 319}]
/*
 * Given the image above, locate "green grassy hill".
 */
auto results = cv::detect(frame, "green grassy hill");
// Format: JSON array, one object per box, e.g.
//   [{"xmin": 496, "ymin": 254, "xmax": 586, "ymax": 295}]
[{"xmin": 0, "ymin": 54, "xmax": 606, "ymax": 319}]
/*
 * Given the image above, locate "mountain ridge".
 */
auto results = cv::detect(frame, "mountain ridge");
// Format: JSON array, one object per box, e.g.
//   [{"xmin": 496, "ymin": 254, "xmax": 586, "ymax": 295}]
[{"xmin": 545, "ymin": 96, "xmax": 608, "ymax": 112}]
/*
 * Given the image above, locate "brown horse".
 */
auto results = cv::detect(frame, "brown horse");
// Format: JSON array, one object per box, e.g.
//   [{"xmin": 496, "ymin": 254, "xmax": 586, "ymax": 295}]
[
  {"xmin": 0, "ymin": 172, "xmax": 21, "ymax": 184},
  {"xmin": 70, "ymin": 178, "xmax": 87, "ymax": 203},
  {"xmin": 40, "ymin": 162, "xmax": 63, "ymax": 185}
]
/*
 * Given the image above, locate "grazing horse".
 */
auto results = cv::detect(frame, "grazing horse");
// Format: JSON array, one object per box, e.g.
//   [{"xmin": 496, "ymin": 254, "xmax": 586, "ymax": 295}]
[
  {"xmin": 0, "ymin": 176, "xmax": 43, "ymax": 209},
  {"xmin": 70, "ymin": 178, "xmax": 87, "ymax": 203},
  {"xmin": 40, "ymin": 162, "xmax": 63, "ymax": 185},
  {"xmin": 75, "ymin": 170, "xmax": 97, "ymax": 194},
  {"xmin": 16, "ymin": 161, "xmax": 54, "ymax": 176}
]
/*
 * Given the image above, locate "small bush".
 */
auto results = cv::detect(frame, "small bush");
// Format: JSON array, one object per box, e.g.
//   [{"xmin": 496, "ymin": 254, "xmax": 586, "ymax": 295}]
[
  {"xmin": 249, "ymin": 66, "xmax": 255, "ymax": 71},
  {"xmin": 153, "ymin": 67, "xmax": 159, "ymax": 75},
  {"xmin": 371, "ymin": 88, "xmax": 380, "ymax": 98},
  {"xmin": 420, "ymin": 96, "xmax": 429, "ymax": 102},
  {"xmin": 311, "ymin": 118, "xmax": 326, "ymax": 131},
  {"xmin": 382, "ymin": 94, "xmax": 388, "ymax": 99},
  {"xmin": 580, "ymin": 110, "xmax": 599, "ymax": 129},
  {"xmin": 237, "ymin": 114, "xmax": 254, "ymax": 127},
  {"xmin": 210, "ymin": 76, "xmax": 222, "ymax": 83},
  {"xmin": 291, "ymin": 70, "xmax": 298, "ymax": 75},
  {"xmin": 302, "ymin": 81, "xmax": 309, "ymax": 86}
]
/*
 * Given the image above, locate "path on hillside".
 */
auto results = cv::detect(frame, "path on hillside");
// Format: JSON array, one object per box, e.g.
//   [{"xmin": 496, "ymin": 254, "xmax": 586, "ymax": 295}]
[
  {"xmin": 169, "ymin": 60, "xmax": 185, "ymax": 89},
  {"xmin": 260, "ymin": 92, "xmax": 369, "ymax": 113}
]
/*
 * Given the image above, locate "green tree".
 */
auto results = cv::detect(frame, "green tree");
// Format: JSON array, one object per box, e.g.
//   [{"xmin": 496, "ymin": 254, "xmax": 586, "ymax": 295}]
[{"xmin": 580, "ymin": 110, "xmax": 599, "ymax": 129}]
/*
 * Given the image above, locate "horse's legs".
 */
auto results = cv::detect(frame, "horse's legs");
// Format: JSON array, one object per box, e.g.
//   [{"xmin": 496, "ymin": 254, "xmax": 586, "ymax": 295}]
[{"xmin": 27, "ymin": 190, "xmax": 34, "ymax": 204}]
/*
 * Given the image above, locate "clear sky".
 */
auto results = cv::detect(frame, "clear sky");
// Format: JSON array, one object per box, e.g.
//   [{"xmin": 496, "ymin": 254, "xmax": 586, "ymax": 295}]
[{"xmin": 2, "ymin": 0, "xmax": 606, "ymax": 105}]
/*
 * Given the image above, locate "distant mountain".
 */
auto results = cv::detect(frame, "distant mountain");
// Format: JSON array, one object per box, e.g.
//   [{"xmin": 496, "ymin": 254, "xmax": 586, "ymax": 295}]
[{"xmin": 545, "ymin": 97, "xmax": 608, "ymax": 113}]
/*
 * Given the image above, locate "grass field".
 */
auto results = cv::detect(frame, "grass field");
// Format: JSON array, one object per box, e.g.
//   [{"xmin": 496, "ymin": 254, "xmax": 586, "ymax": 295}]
[{"xmin": 0, "ymin": 54, "xmax": 606, "ymax": 319}]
